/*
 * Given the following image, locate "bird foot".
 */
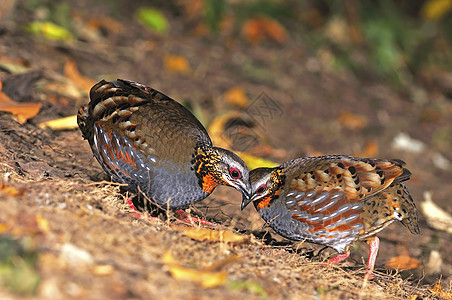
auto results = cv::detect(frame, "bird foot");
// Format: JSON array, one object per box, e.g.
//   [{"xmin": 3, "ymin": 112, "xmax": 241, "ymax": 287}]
[
  {"xmin": 175, "ymin": 210, "xmax": 215, "ymax": 226},
  {"xmin": 124, "ymin": 196, "xmax": 161, "ymax": 222},
  {"xmin": 123, "ymin": 197, "xmax": 214, "ymax": 225},
  {"xmin": 321, "ymin": 250, "xmax": 351, "ymax": 266}
]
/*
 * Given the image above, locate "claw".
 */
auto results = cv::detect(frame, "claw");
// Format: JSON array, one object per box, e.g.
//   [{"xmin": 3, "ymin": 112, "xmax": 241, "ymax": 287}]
[{"xmin": 322, "ymin": 250, "xmax": 350, "ymax": 266}]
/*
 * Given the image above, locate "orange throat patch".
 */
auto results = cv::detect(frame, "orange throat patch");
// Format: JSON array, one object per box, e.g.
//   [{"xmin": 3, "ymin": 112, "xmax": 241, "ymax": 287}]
[
  {"xmin": 257, "ymin": 189, "xmax": 280, "ymax": 210},
  {"xmin": 201, "ymin": 174, "xmax": 218, "ymax": 194}
]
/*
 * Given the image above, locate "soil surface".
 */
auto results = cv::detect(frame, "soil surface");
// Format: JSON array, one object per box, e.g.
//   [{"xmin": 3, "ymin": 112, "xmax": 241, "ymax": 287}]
[{"xmin": 0, "ymin": 1, "xmax": 451, "ymax": 299}]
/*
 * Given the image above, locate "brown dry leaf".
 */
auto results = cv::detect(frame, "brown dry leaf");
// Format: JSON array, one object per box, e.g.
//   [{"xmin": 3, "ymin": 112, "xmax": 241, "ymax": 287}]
[
  {"xmin": 361, "ymin": 140, "xmax": 379, "ymax": 157},
  {"xmin": 207, "ymin": 111, "xmax": 242, "ymax": 148},
  {"xmin": 385, "ymin": 255, "xmax": 422, "ymax": 270},
  {"xmin": 164, "ymin": 55, "xmax": 191, "ymax": 74},
  {"xmin": 38, "ymin": 115, "xmax": 78, "ymax": 130},
  {"xmin": 92, "ymin": 264, "xmax": 114, "ymax": 276},
  {"xmin": 0, "ymin": 79, "xmax": 41, "ymax": 124},
  {"xmin": 242, "ymin": 17, "xmax": 288, "ymax": 44},
  {"xmin": 179, "ymin": 0, "xmax": 204, "ymax": 20},
  {"xmin": 87, "ymin": 16, "xmax": 122, "ymax": 34},
  {"xmin": 421, "ymin": 0, "xmax": 452, "ymax": 20},
  {"xmin": 64, "ymin": 60, "xmax": 96, "ymax": 94},
  {"xmin": 0, "ymin": 223, "xmax": 9, "ymax": 234},
  {"xmin": 430, "ymin": 283, "xmax": 452, "ymax": 299},
  {"xmin": 338, "ymin": 111, "xmax": 367, "ymax": 129},
  {"xmin": 0, "ymin": 55, "xmax": 29, "ymax": 74},
  {"xmin": 35, "ymin": 215, "xmax": 50, "ymax": 232},
  {"xmin": 224, "ymin": 86, "xmax": 250, "ymax": 108},
  {"xmin": 173, "ymin": 226, "xmax": 248, "ymax": 244},
  {"xmin": 421, "ymin": 191, "xmax": 452, "ymax": 234},
  {"xmin": 355, "ymin": 140, "xmax": 379, "ymax": 157},
  {"xmin": 0, "ymin": 182, "xmax": 23, "ymax": 197},
  {"xmin": 162, "ymin": 251, "xmax": 227, "ymax": 288}
]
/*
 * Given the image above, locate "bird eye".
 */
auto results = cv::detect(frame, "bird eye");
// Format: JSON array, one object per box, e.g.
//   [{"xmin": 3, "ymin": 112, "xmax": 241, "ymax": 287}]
[
  {"xmin": 229, "ymin": 167, "xmax": 241, "ymax": 179},
  {"xmin": 256, "ymin": 184, "xmax": 267, "ymax": 194}
]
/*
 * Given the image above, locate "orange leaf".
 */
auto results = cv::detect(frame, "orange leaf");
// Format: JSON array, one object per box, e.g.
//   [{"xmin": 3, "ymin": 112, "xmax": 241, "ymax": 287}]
[
  {"xmin": 0, "ymin": 223, "xmax": 9, "ymax": 234},
  {"xmin": 64, "ymin": 60, "xmax": 96, "ymax": 94},
  {"xmin": 87, "ymin": 16, "xmax": 122, "ymax": 33},
  {"xmin": 224, "ymin": 86, "xmax": 250, "ymax": 108},
  {"xmin": 338, "ymin": 111, "xmax": 367, "ymax": 129},
  {"xmin": 264, "ymin": 18, "xmax": 289, "ymax": 43},
  {"xmin": 162, "ymin": 251, "xmax": 227, "ymax": 288},
  {"xmin": 173, "ymin": 226, "xmax": 248, "ymax": 244},
  {"xmin": 164, "ymin": 55, "xmax": 190, "ymax": 74},
  {"xmin": 38, "ymin": 115, "xmax": 78, "ymax": 130},
  {"xmin": 355, "ymin": 140, "xmax": 379, "ymax": 157},
  {"xmin": 242, "ymin": 17, "xmax": 288, "ymax": 44},
  {"xmin": 92, "ymin": 264, "xmax": 114, "ymax": 276},
  {"xmin": 385, "ymin": 255, "xmax": 422, "ymax": 270},
  {"xmin": 430, "ymin": 283, "xmax": 452, "ymax": 299},
  {"xmin": 0, "ymin": 183, "xmax": 22, "ymax": 197},
  {"xmin": 0, "ymin": 80, "xmax": 41, "ymax": 124},
  {"xmin": 242, "ymin": 18, "xmax": 265, "ymax": 44},
  {"xmin": 36, "ymin": 215, "xmax": 50, "ymax": 232}
]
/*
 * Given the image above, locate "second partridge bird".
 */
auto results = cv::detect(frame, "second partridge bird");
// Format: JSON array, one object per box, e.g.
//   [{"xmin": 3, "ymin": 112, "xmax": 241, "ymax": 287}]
[
  {"xmin": 241, "ymin": 155, "xmax": 419, "ymax": 275},
  {"xmin": 77, "ymin": 79, "xmax": 251, "ymax": 216}
]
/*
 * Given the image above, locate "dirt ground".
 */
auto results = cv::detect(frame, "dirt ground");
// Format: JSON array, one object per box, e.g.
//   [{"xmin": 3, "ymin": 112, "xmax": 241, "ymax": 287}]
[{"xmin": 0, "ymin": 1, "xmax": 451, "ymax": 299}]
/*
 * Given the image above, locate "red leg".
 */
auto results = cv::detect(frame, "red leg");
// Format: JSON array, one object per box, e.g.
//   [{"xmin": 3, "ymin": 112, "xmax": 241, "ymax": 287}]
[
  {"xmin": 124, "ymin": 196, "xmax": 160, "ymax": 221},
  {"xmin": 322, "ymin": 250, "xmax": 350, "ymax": 265},
  {"xmin": 175, "ymin": 210, "xmax": 214, "ymax": 226},
  {"xmin": 364, "ymin": 236, "xmax": 380, "ymax": 279}
]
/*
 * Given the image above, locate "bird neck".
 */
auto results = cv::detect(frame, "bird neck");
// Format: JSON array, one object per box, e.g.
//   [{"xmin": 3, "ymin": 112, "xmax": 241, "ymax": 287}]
[{"xmin": 193, "ymin": 145, "xmax": 223, "ymax": 194}]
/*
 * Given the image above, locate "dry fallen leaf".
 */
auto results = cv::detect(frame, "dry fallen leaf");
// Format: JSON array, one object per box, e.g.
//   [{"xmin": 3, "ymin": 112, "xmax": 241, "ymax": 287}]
[
  {"xmin": 0, "ymin": 182, "xmax": 22, "ymax": 197},
  {"xmin": 92, "ymin": 264, "xmax": 114, "ymax": 276},
  {"xmin": 173, "ymin": 226, "xmax": 248, "ymax": 244},
  {"xmin": 38, "ymin": 115, "xmax": 78, "ymax": 130},
  {"xmin": 392, "ymin": 132, "xmax": 426, "ymax": 153},
  {"xmin": 224, "ymin": 86, "xmax": 250, "ymax": 108},
  {"xmin": 35, "ymin": 215, "xmax": 50, "ymax": 233},
  {"xmin": 421, "ymin": 191, "xmax": 452, "ymax": 234},
  {"xmin": 87, "ymin": 16, "xmax": 122, "ymax": 34},
  {"xmin": 242, "ymin": 17, "xmax": 288, "ymax": 44},
  {"xmin": 162, "ymin": 251, "xmax": 227, "ymax": 288},
  {"xmin": 235, "ymin": 151, "xmax": 278, "ymax": 170},
  {"xmin": 64, "ymin": 60, "xmax": 96, "ymax": 94},
  {"xmin": 0, "ymin": 223, "xmax": 9, "ymax": 234},
  {"xmin": 385, "ymin": 255, "xmax": 422, "ymax": 270},
  {"xmin": 355, "ymin": 140, "xmax": 379, "ymax": 157},
  {"xmin": 164, "ymin": 55, "xmax": 190, "ymax": 74},
  {"xmin": 421, "ymin": 0, "xmax": 452, "ymax": 20},
  {"xmin": 0, "ymin": 79, "xmax": 41, "ymax": 124},
  {"xmin": 207, "ymin": 111, "xmax": 242, "ymax": 148},
  {"xmin": 425, "ymin": 250, "xmax": 442, "ymax": 275},
  {"xmin": 430, "ymin": 282, "xmax": 452, "ymax": 299},
  {"xmin": 338, "ymin": 110, "xmax": 367, "ymax": 130}
]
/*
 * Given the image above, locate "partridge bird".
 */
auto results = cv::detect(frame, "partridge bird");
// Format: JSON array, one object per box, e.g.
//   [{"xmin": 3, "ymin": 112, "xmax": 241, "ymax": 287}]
[
  {"xmin": 241, "ymin": 155, "xmax": 419, "ymax": 275},
  {"xmin": 77, "ymin": 79, "xmax": 251, "ymax": 218}
]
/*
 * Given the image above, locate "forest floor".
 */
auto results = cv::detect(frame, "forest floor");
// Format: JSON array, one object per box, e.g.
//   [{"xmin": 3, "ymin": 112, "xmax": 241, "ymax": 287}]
[{"xmin": 0, "ymin": 1, "xmax": 451, "ymax": 299}]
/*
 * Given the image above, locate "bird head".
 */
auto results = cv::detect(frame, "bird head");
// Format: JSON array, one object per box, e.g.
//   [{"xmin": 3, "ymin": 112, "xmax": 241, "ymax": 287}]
[
  {"xmin": 194, "ymin": 146, "xmax": 251, "ymax": 200},
  {"xmin": 241, "ymin": 167, "xmax": 284, "ymax": 211}
]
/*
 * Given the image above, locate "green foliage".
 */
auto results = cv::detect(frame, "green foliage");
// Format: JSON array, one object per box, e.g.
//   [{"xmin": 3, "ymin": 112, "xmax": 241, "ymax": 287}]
[
  {"xmin": 136, "ymin": 7, "xmax": 170, "ymax": 34},
  {"xmin": 227, "ymin": 280, "xmax": 268, "ymax": 297},
  {"xmin": 204, "ymin": 0, "xmax": 226, "ymax": 33},
  {"xmin": 0, "ymin": 235, "xmax": 40, "ymax": 295}
]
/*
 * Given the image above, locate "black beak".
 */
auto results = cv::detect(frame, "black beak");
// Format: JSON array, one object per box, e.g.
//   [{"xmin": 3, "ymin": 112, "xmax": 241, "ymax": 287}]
[
  {"xmin": 234, "ymin": 179, "xmax": 251, "ymax": 202},
  {"xmin": 241, "ymin": 194, "xmax": 253, "ymax": 211}
]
